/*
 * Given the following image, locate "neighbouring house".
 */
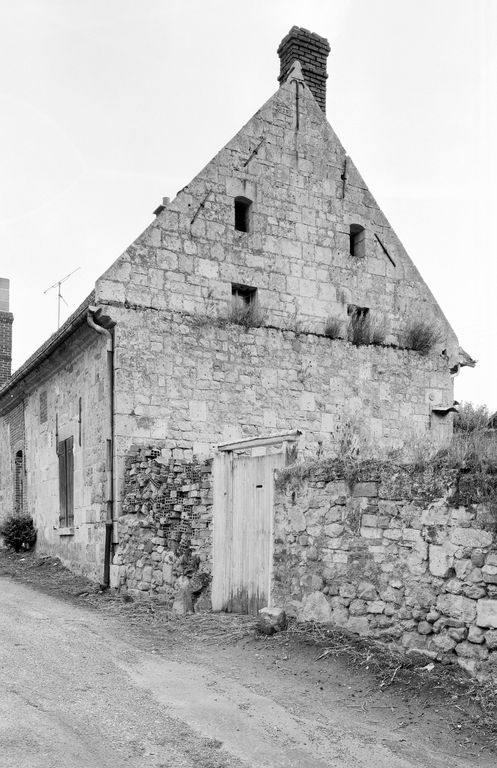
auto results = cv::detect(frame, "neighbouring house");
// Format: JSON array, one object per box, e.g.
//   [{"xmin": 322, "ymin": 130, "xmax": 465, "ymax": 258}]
[{"xmin": 0, "ymin": 28, "xmax": 474, "ymax": 606}]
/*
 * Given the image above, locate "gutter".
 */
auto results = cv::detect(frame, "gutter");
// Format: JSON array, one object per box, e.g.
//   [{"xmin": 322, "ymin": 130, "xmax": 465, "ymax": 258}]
[{"xmin": 87, "ymin": 306, "xmax": 115, "ymax": 588}]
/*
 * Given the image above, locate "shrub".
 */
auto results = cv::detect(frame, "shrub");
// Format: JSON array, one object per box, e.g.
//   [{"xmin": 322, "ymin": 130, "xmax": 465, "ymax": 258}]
[
  {"xmin": 324, "ymin": 316, "xmax": 342, "ymax": 339},
  {"xmin": 453, "ymin": 402, "xmax": 490, "ymax": 433},
  {"xmin": 403, "ymin": 320, "xmax": 440, "ymax": 355},
  {"xmin": 228, "ymin": 298, "xmax": 265, "ymax": 328},
  {"xmin": 0, "ymin": 514, "xmax": 37, "ymax": 553}
]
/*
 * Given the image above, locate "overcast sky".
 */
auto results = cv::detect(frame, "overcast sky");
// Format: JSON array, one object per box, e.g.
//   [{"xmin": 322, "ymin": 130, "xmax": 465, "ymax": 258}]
[{"xmin": 0, "ymin": 0, "xmax": 495, "ymax": 410}]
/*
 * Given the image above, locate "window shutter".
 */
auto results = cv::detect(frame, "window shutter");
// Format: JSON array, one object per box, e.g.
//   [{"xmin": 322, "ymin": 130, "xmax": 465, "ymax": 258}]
[
  {"xmin": 58, "ymin": 441, "xmax": 67, "ymax": 526},
  {"xmin": 66, "ymin": 436, "xmax": 74, "ymax": 526}
]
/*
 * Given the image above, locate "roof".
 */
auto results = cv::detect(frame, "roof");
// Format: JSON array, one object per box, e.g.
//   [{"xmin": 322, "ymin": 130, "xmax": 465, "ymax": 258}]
[{"xmin": 0, "ymin": 291, "xmax": 95, "ymax": 404}]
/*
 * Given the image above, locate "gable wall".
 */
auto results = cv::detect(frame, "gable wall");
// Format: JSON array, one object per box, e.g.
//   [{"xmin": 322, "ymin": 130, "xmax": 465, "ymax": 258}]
[
  {"xmin": 0, "ymin": 325, "xmax": 109, "ymax": 580},
  {"xmin": 96, "ymin": 79, "xmax": 458, "ymax": 359}
]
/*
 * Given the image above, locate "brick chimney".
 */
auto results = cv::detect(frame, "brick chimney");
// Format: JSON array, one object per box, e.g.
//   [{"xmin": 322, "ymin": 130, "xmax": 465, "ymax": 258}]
[
  {"xmin": 0, "ymin": 278, "xmax": 13, "ymax": 387},
  {"xmin": 277, "ymin": 26, "xmax": 331, "ymax": 112}
]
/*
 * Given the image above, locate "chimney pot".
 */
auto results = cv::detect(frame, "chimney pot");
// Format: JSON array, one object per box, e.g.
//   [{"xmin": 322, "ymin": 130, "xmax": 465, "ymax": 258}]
[{"xmin": 277, "ymin": 26, "xmax": 331, "ymax": 113}]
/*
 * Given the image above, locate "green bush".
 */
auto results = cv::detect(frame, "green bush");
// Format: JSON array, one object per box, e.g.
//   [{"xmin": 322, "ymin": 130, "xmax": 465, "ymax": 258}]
[
  {"xmin": 0, "ymin": 514, "xmax": 37, "ymax": 553},
  {"xmin": 453, "ymin": 402, "xmax": 490, "ymax": 433}
]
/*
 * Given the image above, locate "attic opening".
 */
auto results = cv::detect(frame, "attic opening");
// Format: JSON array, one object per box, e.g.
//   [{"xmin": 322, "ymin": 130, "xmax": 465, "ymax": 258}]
[
  {"xmin": 234, "ymin": 197, "xmax": 252, "ymax": 233},
  {"xmin": 349, "ymin": 224, "xmax": 366, "ymax": 258},
  {"xmin": 232, "ymin": 284, "xmax": 257, "ymax": 306}
]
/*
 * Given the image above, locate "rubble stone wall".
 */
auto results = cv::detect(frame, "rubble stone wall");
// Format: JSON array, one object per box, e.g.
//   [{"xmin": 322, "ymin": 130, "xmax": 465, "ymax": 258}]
[
  {"xmin": 114, "ymin": 445, "xmax": 213, "ymax": 608},
  {"xmin": 272, "ymin": 460, "xmax": 497, "ymax": 680}
]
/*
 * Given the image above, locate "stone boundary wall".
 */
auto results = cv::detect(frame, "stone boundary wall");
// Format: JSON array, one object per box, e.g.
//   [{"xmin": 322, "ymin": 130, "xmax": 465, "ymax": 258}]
[
  {"xmin": 113, "ymin": 446, "xmax": 212, "ymax": 610},
  {"xmin": 272, "ymin": 460, "xmax": 497, "ymax": 680}
]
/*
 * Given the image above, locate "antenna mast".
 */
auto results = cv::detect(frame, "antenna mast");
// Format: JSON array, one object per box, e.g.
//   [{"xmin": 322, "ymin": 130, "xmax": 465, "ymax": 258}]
[{"xmin": 44, "ymin": 267, "xmax": 81, "ymax": 329}]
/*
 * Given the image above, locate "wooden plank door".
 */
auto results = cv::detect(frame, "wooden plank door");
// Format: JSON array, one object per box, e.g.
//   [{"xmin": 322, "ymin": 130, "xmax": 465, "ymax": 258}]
[{"xmin": 212, "ymin": 450, "xmax": 285, "ymax": 614}]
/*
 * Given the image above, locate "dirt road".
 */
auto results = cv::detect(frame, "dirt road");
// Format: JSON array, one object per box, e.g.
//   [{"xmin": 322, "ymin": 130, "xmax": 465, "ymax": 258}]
[{"xmin": 0, "ymin": 572, "xmax": 493, "ymax": 767}]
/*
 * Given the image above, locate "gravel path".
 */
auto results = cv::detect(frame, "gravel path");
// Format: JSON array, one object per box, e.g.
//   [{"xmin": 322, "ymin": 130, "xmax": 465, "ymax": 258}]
[{"xmin": 0, "ymin": 573, "xmax": 493, "ymax": 767}]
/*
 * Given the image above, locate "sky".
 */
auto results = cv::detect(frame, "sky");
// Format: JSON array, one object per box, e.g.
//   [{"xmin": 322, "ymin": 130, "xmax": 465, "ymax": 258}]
[{"xmin": 0, "ymin": 0, "xmax": 495, "ymax": 410}]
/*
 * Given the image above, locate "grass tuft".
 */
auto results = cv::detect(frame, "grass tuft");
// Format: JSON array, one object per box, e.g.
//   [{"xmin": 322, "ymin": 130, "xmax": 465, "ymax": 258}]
[
  {"xmin": 324, "ymin": 316, "xmax": 342, "ymax": 339},
  {"xmin": 228, "ymin": 298, "xmax": 265, "ymax": 328},
  {"xmin": 403, "ymin": 320, "xmax": 440, "ymax": 354}
]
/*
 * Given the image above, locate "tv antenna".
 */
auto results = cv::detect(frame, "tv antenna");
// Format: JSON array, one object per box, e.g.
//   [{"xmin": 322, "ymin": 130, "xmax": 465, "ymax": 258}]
[{"xmin": 44, "ymin": 267, "xmax": 81, "ymax": 329}]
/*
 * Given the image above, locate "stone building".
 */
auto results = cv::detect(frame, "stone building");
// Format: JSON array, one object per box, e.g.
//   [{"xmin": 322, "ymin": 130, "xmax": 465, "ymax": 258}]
[{"xmin": 0, "ymin": 28, "xmax": 472, "ymax": 599}]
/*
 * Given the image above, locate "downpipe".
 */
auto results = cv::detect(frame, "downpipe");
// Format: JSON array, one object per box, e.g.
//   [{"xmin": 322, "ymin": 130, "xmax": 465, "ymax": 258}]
[{"xmin": 87, "ymin": 309, "xmax": 115, "ymax": 588}]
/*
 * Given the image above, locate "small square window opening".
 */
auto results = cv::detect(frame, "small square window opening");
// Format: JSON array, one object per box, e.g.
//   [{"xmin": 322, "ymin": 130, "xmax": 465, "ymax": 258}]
[{"xmin": 232, "ymin": 284, "xmax": 257, "ymax": 306}]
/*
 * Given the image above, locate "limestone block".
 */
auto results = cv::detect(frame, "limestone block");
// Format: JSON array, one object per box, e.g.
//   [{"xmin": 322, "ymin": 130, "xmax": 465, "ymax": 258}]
[
  {"xmin": 482, "ymin": 565, "xmax": 497, "ymax": 584},
  {"xmin": 467, "ymin": 626, "xmax": 485, "ymax": 644},
  {"xmin": 379, "ymin": 586, "xmax": 403, "ymax": 605},
  {"xmin": 349, "ymin": 599, "xmax": 367, "ymax": 616},
  {"xmin": 445, "ymin": 578, "xmax": 463, "ymax": 595},
  {"xmin": 476, "ymin": 599, "xmax": 497, "ymax": 628},
  {"xmin": 449, "ymin": 528, "xmax": 493, "ymax": 548},
  {"xmin": 357, "ymin": 581, "xmax": 378, "ymax": 601},
  {"xmin": 142, "ymin": 565, "xmax": 153, "ymax": 583},
  {"xmin": 428, "ymin": 545, "xmax": 453, "ymax": 577},
  {"xmin": 299, "ymin": 591, "xmax": 332, "ymax": 623},
  {"xmin": 346, "ymin": 616, "xmax": 369, "ymax": 636},
  {"xmin": 472, "ymin": 552, "xmax": 486, "ymax": 567},
  {"xmin": 447, "ymin": 627, "xmax": 467, "ymax": 642},
  {"xmin": 257, "ymin": 607, "xmax": 287, "ymax": 635},
  {"xmin": 287, "ymin": 506, "xmax": 306, "ymax": 533},
  {"xmin": 325, "ymin": 481, "xmax": 349, "ymax": 503},
  {"xmin": 432, "ymin": 633, "xmax": 457, "ymax": 652},
  {"xmin": 484, "ymin": 630, "xmax": 497, "ymax": 650},
  {"xmin": 383, "ymin": 529, "xmax": 401, "ymax": 542},
  {"xmin": 455, "ymin": 641, "xmax": 488, "ymax": 660},
  {"xmin": 454, "ymin": 559, "xmax": 472, "ymax": 580},
  {"xmin": 352, "ymin": 482, "xmax": 378, "ymax": 498},
  {"xmin": 324, "ymin": 523, "xmax": 344, "ymax": 537},
  {"xmin": 189, "ymin": 400, "xmax": 207, "ymax": 422},
  {"xmin": 339, "ymin": 583, "xmax": 356, "ymax": 599},
  {"xmin": 361, "ymin": 514, "xmax": 379, "ymax": 527},
  {"xmin": 299, "ymin": 392, "xmax": 315, "ymax": 411},
  {"xmin": 331, "ymin": 606, "xmax": 349, "ymax": 627},
  {"xmin": 172, "ymin": 575, "xmax": 193, "ymax": 615},
  {"xmin": 436, "ymin": 594, "xmax": 476, "ymax": 623},
  {"xmin": 162, "ymin": 563, "xmax": 174, "ymax": 584},
  {"xmin": 367, "ymin": 601, "xmax": 385, "ymax": 614},
  {"xmin": 360, "ymin": 527, "xmax": 382, "ymax": 539},
  {"xmin": 486, "ymin": 552, "xmax": 497, "ymax": 566},
  {"xmin": 417, "ymin": 621, "xmax": 433, "ymax": 635}
]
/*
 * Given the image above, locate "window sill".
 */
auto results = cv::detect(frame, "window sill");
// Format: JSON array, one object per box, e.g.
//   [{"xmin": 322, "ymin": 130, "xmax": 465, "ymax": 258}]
[{"xmin": 58, "ymin": 527, "xmax": 74, "ymax": 537}]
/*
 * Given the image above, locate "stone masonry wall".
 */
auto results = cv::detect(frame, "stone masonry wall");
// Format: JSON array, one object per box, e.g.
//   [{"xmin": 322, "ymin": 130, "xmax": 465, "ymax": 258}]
[
  {"xmin": 0, "ymin": 325, "xmax": 109, "ymax": 581},
  {"xmin": 273, "ymin": 460, "xmax": 497, "ymax": 681},
  {"xmin": 114, "ymin": 446, "xmax": 212, "ymax": 609},
  {"xmin": 108, "ymin": 307, "xmax": 453, "ymax": 513}
]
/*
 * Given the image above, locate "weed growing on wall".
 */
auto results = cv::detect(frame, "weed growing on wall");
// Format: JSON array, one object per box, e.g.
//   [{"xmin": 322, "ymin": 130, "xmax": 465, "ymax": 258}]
[
  {"xmin": 347, "ymin": 314, "xmax": 386, "ymax": 346},
  {"xmin": 324, "ymin": 316, "xmax": 342, "ymax": 339},
  {"xmin": 228, "ymin": 298, "xmax": 265, "ymax": 328},
  {"xmin": 403, "ymin": 320, "xmax": 440, "ymax": 354}
]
